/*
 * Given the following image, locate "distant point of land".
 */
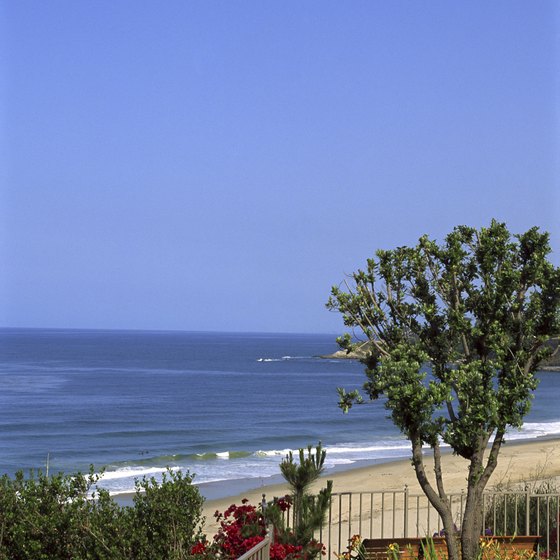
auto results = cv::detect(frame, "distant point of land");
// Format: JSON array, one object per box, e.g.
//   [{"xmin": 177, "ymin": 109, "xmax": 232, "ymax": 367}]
[{"xmin": 322, "ymin": 337, "xmax": 560, "ymax": 371}]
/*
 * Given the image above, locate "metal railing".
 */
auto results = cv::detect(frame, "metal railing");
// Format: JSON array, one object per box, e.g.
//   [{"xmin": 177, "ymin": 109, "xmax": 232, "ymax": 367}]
[{"xmin": 319, "ymin": 488, "xmax": 560, "ymax": 559}]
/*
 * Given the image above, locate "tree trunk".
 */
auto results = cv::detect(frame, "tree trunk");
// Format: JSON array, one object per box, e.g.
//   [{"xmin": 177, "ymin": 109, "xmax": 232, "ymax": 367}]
[
  {"xmin": 410, "ymin": 439, "xmax": 460, "ymax": 560},
  {"xmin": 460, "ymin": 431, "xmax": 504, "ymax": 560},
  {"xmin": 461, "ymin": 486, "xmax": 484, "ymax": 560},
  {"xmin": 411, "ymin": 431, "xmax": 503, "ymax": 560},
  {"xmin": 441, "ymin": 510, "xmax": 461, "ymax": 560}
]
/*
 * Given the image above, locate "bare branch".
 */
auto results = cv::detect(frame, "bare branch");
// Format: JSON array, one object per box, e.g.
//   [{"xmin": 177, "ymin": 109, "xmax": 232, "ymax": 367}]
[
  {"xmin": 341, "ymin": 278, "xmax": 390, "ymax": 358},
  {"xmin": 433, "ymin": 441, "xmax": 448, "ymax": 501},
  {"xmin": 411, "ymin": 437, "xmax": 452, "ymax": 521},
  {"xmin": 446, "ymin": 400, "xmax": 458, "ymax": 423},
  {"xmin": 479, "ymin": 429, "xmax": 505, "ymax": 490},
  {"xmin": 451, "ymin": 271, "xmax": 471, "ymax": 359}
]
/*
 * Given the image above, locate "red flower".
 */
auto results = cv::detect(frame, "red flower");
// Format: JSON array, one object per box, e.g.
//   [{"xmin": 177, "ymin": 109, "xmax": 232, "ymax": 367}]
[{"xmin": 190, "ymin": 541, "xmax": 207, "ymax": 555}]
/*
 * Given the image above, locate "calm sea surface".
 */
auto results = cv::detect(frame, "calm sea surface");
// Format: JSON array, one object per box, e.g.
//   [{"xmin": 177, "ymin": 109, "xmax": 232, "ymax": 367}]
[{"xmin": 1, "ymin": 329, "xmax": 560, "ymax": 499}]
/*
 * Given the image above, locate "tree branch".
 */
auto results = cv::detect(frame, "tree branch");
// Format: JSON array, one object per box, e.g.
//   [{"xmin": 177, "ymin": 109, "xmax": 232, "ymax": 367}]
[
  {"xmin": 451, "ymin": 270, "xmax": 471, "ymax": 359},
  {"xmin": 411, "ymin": 437, "xmax": 450, "ymax": 519},
  {"xmin": 342, "ymin": 279, "xmax": 392, "ymax": 358},
  {"xmin": 445, "ymin": 400, "xmax": 458, "ymax": 423},
  {"xmin": 433, "ymin": 440, "xmax": 448, "ymax": 501},
  {"xmin": 478, "ymin": 429, "xmax": 505, "ymax": 490}
]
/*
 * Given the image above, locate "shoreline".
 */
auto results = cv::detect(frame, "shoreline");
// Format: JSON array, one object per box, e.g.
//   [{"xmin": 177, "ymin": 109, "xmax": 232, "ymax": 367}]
[{"xmin": 201, "ymin": 436, "xmax": 560, "ymax": 535}]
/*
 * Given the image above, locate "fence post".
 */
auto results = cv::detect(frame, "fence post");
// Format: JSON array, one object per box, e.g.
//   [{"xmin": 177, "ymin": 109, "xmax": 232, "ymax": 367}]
[
  {"xmin": 381, "ymin": 492, "xmax": 385, "ymax": 539},
  {"xmin": 525, "ymin": 485, "xmax": 530, "ymax": 536},
  {"xmin": 403, "ymin": 485, "xmax": 409, "ymax": 538}
]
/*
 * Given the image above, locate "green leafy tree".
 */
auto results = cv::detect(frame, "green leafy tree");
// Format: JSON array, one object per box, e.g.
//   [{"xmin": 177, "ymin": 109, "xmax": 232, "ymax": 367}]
[{"xmin": 327, "ymin": 221, "xmax": 560, "ymax": 560}]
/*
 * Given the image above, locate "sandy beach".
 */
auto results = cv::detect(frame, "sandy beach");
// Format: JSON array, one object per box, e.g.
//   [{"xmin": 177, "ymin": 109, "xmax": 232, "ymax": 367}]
[{"xmin": 202, "ymin": 437, "xmax": 560, "ymax": 536}]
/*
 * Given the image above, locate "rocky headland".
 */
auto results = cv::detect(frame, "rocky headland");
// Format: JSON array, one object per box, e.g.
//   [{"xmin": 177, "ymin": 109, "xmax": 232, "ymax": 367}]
[{"xmin": 322, "ymin": 337, "xmax": 560, "ymax": 371}]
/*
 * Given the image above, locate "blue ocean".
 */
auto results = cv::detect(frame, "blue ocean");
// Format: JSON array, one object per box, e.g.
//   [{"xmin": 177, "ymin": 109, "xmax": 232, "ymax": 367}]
[{"xmin": 1, "ymin": 329, "xmax": 560, "ymax": 500}]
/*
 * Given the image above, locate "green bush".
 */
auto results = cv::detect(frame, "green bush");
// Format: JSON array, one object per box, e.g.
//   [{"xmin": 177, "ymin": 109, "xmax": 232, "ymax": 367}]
[
  {"xmin": 129, "ymin": 469, "xmax": 205, "ymax": 560},
  {"xmin": 0, "ymin": 467, "xmax": 205, "ymax": 560}
]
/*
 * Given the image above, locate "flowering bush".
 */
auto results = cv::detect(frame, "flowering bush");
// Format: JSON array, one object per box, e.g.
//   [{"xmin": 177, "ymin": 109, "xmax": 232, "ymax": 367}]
[
  {"xmin": 335, "ymin": 535, "xmax": 366, "ymax": 560},
  {"xmin": 189, "ymin": 540, "xmax": 209, "ymax": 556},
  {"xmin": 189, "ymin": 496, "xmax": 326, "ymax": 559},
  {"xmin": 270, "ymin": 542, "xmax": 305, "ymax": 559},
  {"xmin": 479, "ymin": 538, "xmax": 537, "ymax": 560},
  {"xmin": 211, "ymin": 499, "xmax": 267, "ymax": 558},
  {"xmin": 190, "ymin": 444, "xmax": 330, "ymax": 559}
]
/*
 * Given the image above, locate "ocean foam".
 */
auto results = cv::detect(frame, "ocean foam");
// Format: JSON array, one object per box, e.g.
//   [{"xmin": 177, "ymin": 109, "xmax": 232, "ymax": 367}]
[
  {"xmin": 255, "ymin": 448, "xmax": 295, "ymax": 457},
  {"xmin": 256, "ymin": 355, "xmax": 312, "ymax": 362},
  {"xmin": 326, "ymin": 442, "xmax": 410, "ymax": 454},
  {"xmin": 509, "ymin": 421, "xmax": 560, "ymax": 440},
  {"xmin": 99, "ymin": 465, "xmax": 181, "ymax": 482}
]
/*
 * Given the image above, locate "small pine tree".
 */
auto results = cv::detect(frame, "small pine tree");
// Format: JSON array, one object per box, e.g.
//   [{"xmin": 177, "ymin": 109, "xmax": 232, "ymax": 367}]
[{"xmin": 271, "ymin": 443, "xmax": 333, "ymax": 557}]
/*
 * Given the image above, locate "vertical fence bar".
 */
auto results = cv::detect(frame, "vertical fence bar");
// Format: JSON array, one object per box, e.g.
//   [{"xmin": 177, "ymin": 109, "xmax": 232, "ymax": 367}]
[
  {"xmin": 370, "ymin": 493, "xmax": 374, "ymax": 538},
  {"xmin": 555, "ymin": 496, "xmax": 560, "ymax": 558},
  {"xmin": 381, "ymin": 492, "xmax": 385, "ymax": 539},
  {"xmin": 503, "ymin": 493, "xmax": 507, "ymax": 536},
  {"xmin": 537, "ymin": 496, "xmax": 541, "ymax": 540},
  {"xmin": 348, "ymin": 493, "xmax": 353, "ymax": 543},
  {"xmin": 525, "ymin": 486, "xmax": 531, "ymax": 536},
  {"xmin": 369, "ymin": 492, "xmax": 373, "ymax": 539},
  {"xmin": 403, "ymin": 485, "xmax": 409, "ymax": 538},
  {"xmin": 392, "ymin": 492, "xmax": 396, "ymax": 538},
  {"xmin": 337, "ymin": 494, "xmax": 343, "ymax": 558},
  {"xmin": 416, "ymin": 495, "xmax": 420, "ymax": 537},
  {"xmin": 539, "ymin": 496, "xmax": 550, "ymax": 550},
  {"xmin": 359, "ymin": 493, "xmax": 363, "ymax": 537},
  {"xmin": 327, "ymin": 494, "xmax": 333, "ymax": 560}
]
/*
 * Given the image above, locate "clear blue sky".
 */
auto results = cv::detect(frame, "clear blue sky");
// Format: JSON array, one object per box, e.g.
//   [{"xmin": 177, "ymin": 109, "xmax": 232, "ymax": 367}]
[{"xmin": 1, "ymin": 1, "xmax": 559, "ymax": 334}]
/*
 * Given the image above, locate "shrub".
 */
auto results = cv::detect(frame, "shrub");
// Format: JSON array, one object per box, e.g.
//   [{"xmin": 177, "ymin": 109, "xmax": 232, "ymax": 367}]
[
  {"xmin": 0, "ymin": 468, "xmax": 97, "ymax": 560},
  {"xmin": 129, "ymin": 469, "xmax": 205, "ymax": 559},
  {"xmin": 0, "ymin": 467, "xmax": 205, "ymax": 560}
]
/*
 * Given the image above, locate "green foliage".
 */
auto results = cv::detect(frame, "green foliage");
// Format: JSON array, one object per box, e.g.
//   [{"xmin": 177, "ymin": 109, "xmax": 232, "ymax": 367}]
[
  {"xmin": 328, "ymin": 220, "xmax": 560, "ymax": 454},
  {"xmin": 0, "ymin": 467, "xmax": 205, "ymax": 560},
  {"xmin": 276, "ymin": 443, "xmax": 332, "ymax": 555},
  {"xmin": 280, "ymin": 444, "xmax": 326, "ymax": 495},
  {"xmin": 327, "ymin": 220, "xmax": 560, "ymax": 560},
  {"xmin": 0, "ymin": 468, "xmax": 99, "ymax": 560},
  {"xmin": 129, "ymin": 469, "xmax": 205, "ymax": 560}
]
